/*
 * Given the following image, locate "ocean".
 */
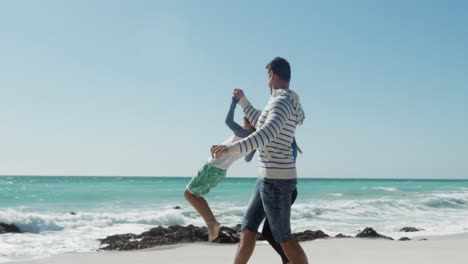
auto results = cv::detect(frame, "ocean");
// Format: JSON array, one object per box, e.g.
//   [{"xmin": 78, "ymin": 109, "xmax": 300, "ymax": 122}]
[{"xmin": 1, "ymin": 176, "xmax": 468, "ymax": 262}]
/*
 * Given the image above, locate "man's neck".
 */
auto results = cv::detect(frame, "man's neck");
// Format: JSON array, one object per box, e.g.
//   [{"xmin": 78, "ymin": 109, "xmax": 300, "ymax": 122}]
[
  {"xmin": 270, "ymin": 86, "xmax": 288, "ymax": 95},
  {"xmin": 272, "ymin": 81, "xmax": 289, "ymax": 90}
]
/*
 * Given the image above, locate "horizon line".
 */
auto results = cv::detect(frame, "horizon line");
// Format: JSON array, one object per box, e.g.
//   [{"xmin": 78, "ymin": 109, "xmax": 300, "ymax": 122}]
[{"xmin": 1, "ymin": 175, "xmax": 467, "ymax": 180}]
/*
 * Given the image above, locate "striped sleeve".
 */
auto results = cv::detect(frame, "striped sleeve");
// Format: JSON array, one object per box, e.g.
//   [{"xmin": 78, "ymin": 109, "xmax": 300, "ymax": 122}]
[
  {"xmin": 238, "ymin": 96, "xmax": 261, "ymax": 128},
  {"xmin": 297, "ymin": 110, "xmax": 305, "ymax": 125},
  {"xmin": 228, "ymin": 97, "xmax": 292, "ymax": 154}
]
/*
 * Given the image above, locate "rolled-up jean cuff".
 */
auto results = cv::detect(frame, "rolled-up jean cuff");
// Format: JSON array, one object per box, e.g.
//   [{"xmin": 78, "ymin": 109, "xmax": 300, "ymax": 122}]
[
  {"xmin": 240, "ymin": 225, "xmax": 259, "ymax": 234},
  {"xmin": 276, "ymin": 233, "xmax": 294, "ymax": 244}
]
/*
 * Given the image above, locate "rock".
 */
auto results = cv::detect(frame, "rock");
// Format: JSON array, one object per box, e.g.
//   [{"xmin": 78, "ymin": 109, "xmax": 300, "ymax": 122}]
[
  {"xmin": 233, "ymin": 224, "xmax": 242, "ymax": 236},
  {"xmin": 257, "ymin": 230, "xmax": 328, "ymax": 242},
  {"xmin": 213, "ymin": 226, "xmax": 240, "ymax": 244},
  {"xmin": 173, "ymin": 206, "xmax": 181, "ymax": 210},
  {"xmin": 101, "ymin": 225, "xmax": 212, "ymax": 250},
  {"xmin": 400, "ymin": 227, "xmax": 422, "ymax": 232},
  {"xmin": 70, "ymin": 211, "xmax": 77, "ymax": 215},
  {"xmin": 0, "ymin": 223, "xmax": 22, "ymax": 234},
  {"xmin": 294, "ymin": 230, "xmax": 329, "ymax": 242},
  {"xmin": 355, "ymin": 227, "xmax": 393, "ymax": 240},
  {"xmin": 100, "ymin": 233, "xmax": 141, "ymax": 250},
  {"xmin": 100, "ymin": 225, "xmax": 331, "ymax": 250},
  {"xmin": 399, "ymin": 237, "xmax": 411, "ymax": 241},
  {"xmin": 335, "ymin": 233, "xmax": 352, "ymax": 238}
]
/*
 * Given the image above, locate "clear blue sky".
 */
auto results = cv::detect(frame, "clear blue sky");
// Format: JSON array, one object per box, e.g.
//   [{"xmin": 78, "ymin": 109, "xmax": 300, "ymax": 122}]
[{"xmin": 1, "ymin": 0, "xmax": 467, "ymax": 178}]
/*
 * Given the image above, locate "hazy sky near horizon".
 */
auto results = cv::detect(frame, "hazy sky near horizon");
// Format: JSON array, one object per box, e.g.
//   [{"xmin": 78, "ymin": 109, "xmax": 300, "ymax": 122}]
[{"xmin": 1, "ymin": 0, "xmax": 467, "ymax": 178}]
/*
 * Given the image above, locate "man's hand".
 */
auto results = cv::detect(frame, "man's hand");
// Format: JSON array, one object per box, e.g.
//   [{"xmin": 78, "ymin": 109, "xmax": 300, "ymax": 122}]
[
  {"xmin": 233, "ymin": 88, "xmax": 245, "ymax": 100},
  {"xmin": 211, "ymin": 145, "xmax": 229, "ymax": 159}
]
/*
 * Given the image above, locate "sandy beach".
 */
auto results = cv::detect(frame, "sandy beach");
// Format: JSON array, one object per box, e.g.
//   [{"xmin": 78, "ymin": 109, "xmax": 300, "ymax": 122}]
[{"xmin": 14, "ymin": 238, "xmax": 468, "ymax": 264}]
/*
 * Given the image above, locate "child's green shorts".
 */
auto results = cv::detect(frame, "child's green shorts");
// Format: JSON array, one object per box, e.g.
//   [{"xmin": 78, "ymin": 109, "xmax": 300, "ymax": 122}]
[{"xmin": 186, "ymin": 163, "xmax": 227, "ymax": 196}]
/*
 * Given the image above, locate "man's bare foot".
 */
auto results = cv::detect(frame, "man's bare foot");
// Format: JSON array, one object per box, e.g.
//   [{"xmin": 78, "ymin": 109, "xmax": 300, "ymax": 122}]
[{"xmin": 208, "ymin": 221, "xmax": 221, "ymax": 242}]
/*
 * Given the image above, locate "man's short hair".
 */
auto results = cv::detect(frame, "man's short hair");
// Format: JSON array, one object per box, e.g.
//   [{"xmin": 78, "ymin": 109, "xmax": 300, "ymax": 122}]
[{"xmin": 266, "ymin": 57, "xmax": 291, "ymax": 82}]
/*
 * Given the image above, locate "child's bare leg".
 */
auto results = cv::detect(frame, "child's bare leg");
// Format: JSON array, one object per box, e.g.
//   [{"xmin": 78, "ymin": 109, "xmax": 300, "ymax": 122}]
[{"xmin": 184, "ymin": 189, "xmax": 220, "ymax": 241}]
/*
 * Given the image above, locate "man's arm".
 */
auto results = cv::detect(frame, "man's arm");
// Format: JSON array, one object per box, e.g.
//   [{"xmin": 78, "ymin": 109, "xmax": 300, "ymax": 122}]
[
  {"xmin": 212, "ymin": 96, "xmax": 293, "ymax": 158},
  {"xmin": 225, "ymin": 97, "xmax": 250, "ymax": 138}
]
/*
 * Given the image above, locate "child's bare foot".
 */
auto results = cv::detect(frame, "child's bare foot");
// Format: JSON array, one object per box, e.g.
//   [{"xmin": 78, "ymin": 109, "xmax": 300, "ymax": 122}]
[{"xmin": 207, "ymin": 221, "xmax": 221, "ymax": 242}]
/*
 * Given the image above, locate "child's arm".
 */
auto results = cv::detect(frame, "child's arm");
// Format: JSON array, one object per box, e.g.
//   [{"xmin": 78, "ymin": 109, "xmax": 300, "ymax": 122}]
[
  {"xmin": 234, "ymin": 89, "xmax": 261, "ymax": 128},
  {"xmin": 244, "ymin": 150, "xmax": 256, "ymax": 162},
  {"xmin": 225, "ymin": 97, "xmax": 250, "ymax": 138}
]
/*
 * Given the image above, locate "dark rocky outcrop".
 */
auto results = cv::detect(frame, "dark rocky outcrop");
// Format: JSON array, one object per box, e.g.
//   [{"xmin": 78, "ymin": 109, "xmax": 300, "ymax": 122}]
[
  {"xmin": 0, "ymin": 223, "xmax": 21, "ymax": 234},
  {"xmin": 400, "ymin": 227, "xmax": 423, "ymax": 232},
  {"xmin": 294, "ymin": 230, "xmax": 329, "ymax": 242},
  {"xmin": 100, "ymin": 225, "xmax": 329, "ymax": 250},
  {"xmin": 335, "ymin": 233, "xmax": 352, "ymax": 238},
  {"xmin": 213, "ymin": 226, "xmax": 241, "ymax": 244},
  {"xmin": 100, "ymin": 225, "xmax": 209, "ymax": 250},
  {"xmin": 355, "ymin": 227, "xmax": 393, "ymax": 240},
  {"xmin": 100, "ymin": 225, "xmax": 251, "ymax": 250},
  {"xmin": 101, "ymin": 225, "xmax": 412, "ymax": 250},
  {"xmin": 399, "ymin": 237, "xmax": 411, "ymax": 241}
]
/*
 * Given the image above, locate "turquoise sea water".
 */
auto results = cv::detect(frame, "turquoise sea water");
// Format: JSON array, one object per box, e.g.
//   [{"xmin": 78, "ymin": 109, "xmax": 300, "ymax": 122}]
[{"xmin": 1, "ymin": 176, "xmax": 468, "ymax": 262}]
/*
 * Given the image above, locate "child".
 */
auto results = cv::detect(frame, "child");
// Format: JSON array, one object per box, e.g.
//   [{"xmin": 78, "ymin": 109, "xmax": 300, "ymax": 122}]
[{"xmin": 184, "ymin": 97, "xmax": 256, "ymax": 242}]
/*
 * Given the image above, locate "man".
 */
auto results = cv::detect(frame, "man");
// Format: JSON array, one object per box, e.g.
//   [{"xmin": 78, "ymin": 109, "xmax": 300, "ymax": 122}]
[{"xmin": 211, "ymin": 57, "xmax": 308, "ymax": 264}]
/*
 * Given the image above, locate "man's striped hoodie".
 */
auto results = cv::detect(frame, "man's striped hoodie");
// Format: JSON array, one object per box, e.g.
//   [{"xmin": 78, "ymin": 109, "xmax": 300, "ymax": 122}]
[{"xmin": 227, "ymin": 89, "xmax": 305, "ymax": 179}]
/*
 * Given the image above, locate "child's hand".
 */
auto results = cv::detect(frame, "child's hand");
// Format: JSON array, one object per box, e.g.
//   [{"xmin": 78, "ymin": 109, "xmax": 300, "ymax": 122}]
[
  {"xmin": 211, "ymin": 145, "xmax": 229, "ymax": 159},
  {"xmin": 233, "ymin": 88, "xmax": 245, "ymax": 100}
]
